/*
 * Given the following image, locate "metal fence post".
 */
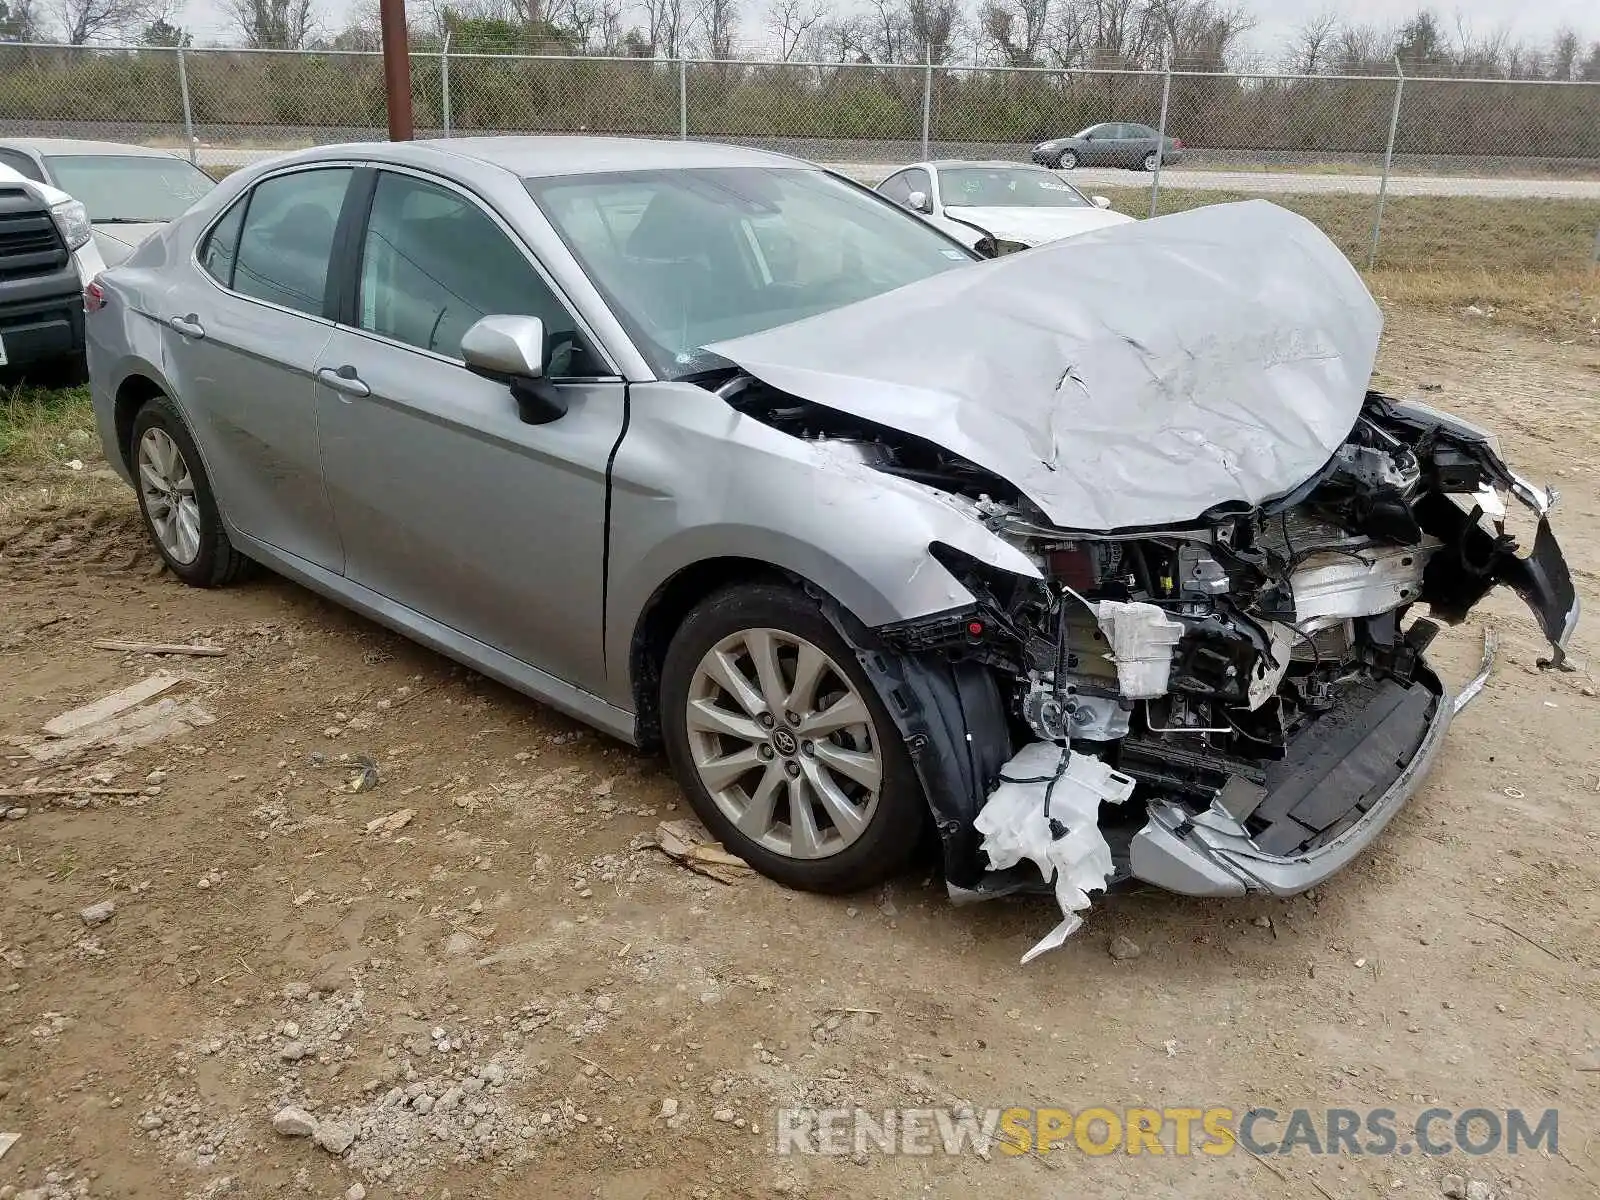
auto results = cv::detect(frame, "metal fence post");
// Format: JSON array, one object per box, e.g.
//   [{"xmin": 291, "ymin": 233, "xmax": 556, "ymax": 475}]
[
  {"xmin": 176, "ymin": 45, "xmax": 196, "ymax": 165},
  {"xmin": 1150, "ymin": 45, "xmax": 1171, "ymax": 218},
  {"xmin": 921, "ymin": 47, "xmax": 932, "ymax": 160},
  {"xmin": 678, "ymin": 58, "xmax": 688, "ymax": 140},
  {"xmin": 1368, "ymin": 57, "xmax": 1405, "ymax": 270},
  {"xmin": 440, "ymin": 31, "xmax": 452, "ymax": 137}
]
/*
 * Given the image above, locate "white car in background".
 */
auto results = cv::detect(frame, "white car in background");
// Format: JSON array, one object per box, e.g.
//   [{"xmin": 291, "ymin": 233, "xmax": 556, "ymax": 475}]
[
  {"xmin": 876, "ymin": 160, "xmax": 1133, "ymax": 254},
  {"xmin": 0, "ymin": 138, "xmax": 215, "ymax": 267},
  {"xmin": 0, "ymin": 161, "xmax": 105, "ymax": 375}
]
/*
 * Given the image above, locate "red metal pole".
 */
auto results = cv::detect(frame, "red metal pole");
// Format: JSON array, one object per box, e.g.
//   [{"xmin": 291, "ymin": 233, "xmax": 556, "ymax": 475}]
[{"xmin": 379, "ymin": 0, "xmax": 414, "ymax": 141}]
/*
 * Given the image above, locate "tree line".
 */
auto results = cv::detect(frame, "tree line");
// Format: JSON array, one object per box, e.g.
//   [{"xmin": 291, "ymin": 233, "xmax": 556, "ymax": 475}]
[
  {"xmin": 0, "ymin": 0, "xmax": 1597, "ymax": 81},
  {"xmin": 0, "ymin": 1, "xmax": 1593, "ymax": 164}
]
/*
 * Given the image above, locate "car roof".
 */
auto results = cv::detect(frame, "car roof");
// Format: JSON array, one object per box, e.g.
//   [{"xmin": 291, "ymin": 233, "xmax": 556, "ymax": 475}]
[
  {"xmin": 0, "ymin": 137, "xmax": 188, "ymax": 158},
  {"xmin": 415, "ymin": 136, "xmax": 806, "ymax": 177}
]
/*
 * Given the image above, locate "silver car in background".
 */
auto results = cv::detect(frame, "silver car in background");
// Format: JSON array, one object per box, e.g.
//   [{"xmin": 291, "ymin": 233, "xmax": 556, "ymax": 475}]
[{"xmin": 86, "ymin": 138, "xmax": 1575, "ymax": 930}]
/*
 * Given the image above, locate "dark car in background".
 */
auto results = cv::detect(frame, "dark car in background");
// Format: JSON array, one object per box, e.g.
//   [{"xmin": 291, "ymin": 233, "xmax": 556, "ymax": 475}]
[{"xmin": 1031, "ymin": 123, "xmax": 1184, "ymax": 171}]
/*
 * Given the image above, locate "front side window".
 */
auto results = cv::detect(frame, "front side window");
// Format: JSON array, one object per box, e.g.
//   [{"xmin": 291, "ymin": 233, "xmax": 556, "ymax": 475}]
[
  {"xmin": 938, "ymin": 167, "xmax": 1093, "ymax": 209},
  {"xmin": 232, "ymin": 168, "xmax": 352, "ymax": 317},
  {"xmin": 44, "ymin": 154, "xmax": 213, "ymax": 223},
  {"xmin": 356, "ymin": 172, "xmax": 597, "ymax": 372},
  {"xmin": 527, "ymin": 166, "xmax": 973, "ymax": 379}
]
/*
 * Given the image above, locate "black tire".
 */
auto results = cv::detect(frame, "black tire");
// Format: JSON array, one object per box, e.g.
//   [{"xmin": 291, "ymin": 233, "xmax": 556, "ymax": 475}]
[
  {"xmin": 1057, "ymin": 150, "xmax": 1078, "ymax": 170},
  {"xmin": 1142, "ymin": 150, "xmax": 1160, "ymax": 172},
  {"xmin": 660, "ymin": 582, "xmax": 926, "ymax": 894},
  {"xmin": 130, "ymin": 394, "xmax": 253, "ymax": 588}
]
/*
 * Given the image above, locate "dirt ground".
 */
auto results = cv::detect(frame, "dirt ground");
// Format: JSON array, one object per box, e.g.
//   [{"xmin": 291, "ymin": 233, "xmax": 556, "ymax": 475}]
[{"xmin": 2, "ymin": 308, "xmax": 1598, "ymax": 1200}]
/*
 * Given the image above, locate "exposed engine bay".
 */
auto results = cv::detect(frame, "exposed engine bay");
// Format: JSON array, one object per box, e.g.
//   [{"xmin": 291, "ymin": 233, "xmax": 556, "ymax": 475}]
[{"xmin": 723, "ymin": 375, "xmax": 1578, "ymax": 952}]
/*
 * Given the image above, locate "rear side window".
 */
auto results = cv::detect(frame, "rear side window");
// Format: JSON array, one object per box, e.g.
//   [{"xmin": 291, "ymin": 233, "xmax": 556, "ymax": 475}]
[
  {"xmin": 232, "ymin": 168, "xmax": 353, "ymax": 316},
  {"xmin": 878, "ymin": 172, "xmax": 912, "ymax": 204},
  {"xmin": 199, "ymin": 200, "xmax": 246, "ymax": 286}
]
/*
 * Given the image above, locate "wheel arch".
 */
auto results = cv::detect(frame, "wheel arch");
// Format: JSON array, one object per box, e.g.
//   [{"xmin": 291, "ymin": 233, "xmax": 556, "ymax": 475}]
[
  {"xmin": 112, "ymin": 371, "xmax": 167, "ymax": 472},
  {"xmin": 627, "ymin": 555, "xmax": 797, "ymax": 753}
]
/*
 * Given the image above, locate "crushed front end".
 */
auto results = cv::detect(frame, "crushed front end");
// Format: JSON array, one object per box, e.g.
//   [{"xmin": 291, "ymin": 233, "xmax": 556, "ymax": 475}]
[{"xmin": 870, "ymin": 392, "xmax": 1577, "ymax": 914}]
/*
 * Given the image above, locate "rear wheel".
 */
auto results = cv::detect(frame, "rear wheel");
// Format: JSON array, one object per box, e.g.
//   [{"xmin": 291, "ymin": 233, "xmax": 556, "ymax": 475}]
[
  {"xmin": 660, "ymin": 582, "xmax": 924, "ymax": 894},
  {"xmin": 131, "ymin": 396, "xmax": 252, "ymax": 588},
  {"xmin": 1057, "ymin": 150, "xmax": 1078, "ymax": 170}
]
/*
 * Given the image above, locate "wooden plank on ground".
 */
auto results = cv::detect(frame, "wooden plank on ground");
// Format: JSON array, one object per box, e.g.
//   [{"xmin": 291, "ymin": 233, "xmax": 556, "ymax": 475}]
[
  {"xmin": 91, "ymin": 640, "xmax": 226, "ymax": 658},
  {"xmin": 41, "ymin": 674, "xmax": 183, "ymax": 738}
]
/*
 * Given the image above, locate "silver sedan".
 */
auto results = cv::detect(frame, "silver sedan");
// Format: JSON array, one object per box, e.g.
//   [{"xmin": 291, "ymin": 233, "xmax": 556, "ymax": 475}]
[{"xmin": 86, "ymin": 138, "xmax": 1574, "ymax": 935}]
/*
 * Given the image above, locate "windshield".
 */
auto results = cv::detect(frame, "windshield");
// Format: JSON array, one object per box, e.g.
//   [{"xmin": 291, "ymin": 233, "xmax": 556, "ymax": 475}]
[
  {"xmin": 43, "ymin": 154, "xmax": 215, "ymax": 223},
  {"xmin": 938, "ymin": 167, "xmax": 1094, "ymax": 209},
  {"xmin": 526, "ymin": 166, "xmax": 974, "ymax": 379}
]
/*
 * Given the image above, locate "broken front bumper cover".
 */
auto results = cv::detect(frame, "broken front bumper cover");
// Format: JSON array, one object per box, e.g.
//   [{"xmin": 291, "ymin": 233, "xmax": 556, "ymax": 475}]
[{"xmin": 1128, "ymin": 666, "xmax": 1454, "ymax": 896}]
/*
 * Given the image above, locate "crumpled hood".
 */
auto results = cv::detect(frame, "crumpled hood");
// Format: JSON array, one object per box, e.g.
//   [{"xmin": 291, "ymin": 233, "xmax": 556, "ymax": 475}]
[
  {"xmin": 708, "ymin": 200, "xmax": 1382, "ymax": 532},
  {"xmin": 944, "ymin": 204, "xmax": 1133, "ymax": 246}
]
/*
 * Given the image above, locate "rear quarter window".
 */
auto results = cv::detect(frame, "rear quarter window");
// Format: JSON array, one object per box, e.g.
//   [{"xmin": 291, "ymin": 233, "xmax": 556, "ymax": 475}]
[{"xmin": 199, "ymin": 199, "xmax": 246, "ymax": 287}]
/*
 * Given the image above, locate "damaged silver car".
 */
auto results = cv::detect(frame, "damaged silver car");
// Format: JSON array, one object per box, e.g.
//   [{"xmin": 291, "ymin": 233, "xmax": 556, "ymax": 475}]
[{"xmin": 86, "ymin": 140, "xmax": 1576, "ymax": 944}]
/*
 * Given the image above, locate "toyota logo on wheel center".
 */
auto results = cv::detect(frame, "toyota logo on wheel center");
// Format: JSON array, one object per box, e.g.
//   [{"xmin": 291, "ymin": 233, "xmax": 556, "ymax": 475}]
[{"xmin": 771, "ymin": 728, "xmax": 799, "ymax": 757}]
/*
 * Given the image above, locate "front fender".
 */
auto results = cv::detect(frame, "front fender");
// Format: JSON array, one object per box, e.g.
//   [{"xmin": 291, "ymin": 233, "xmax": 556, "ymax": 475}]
[{"xmin": 603, "ymin": 381, "xmax": 1042, "ymax": 706}]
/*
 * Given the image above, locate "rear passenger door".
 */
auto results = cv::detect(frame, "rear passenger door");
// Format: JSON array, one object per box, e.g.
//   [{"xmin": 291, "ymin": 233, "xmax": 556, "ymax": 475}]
[
  {"xmin": 1124, "ymin": 124, "xmax": 1156, "ymax": 167},
  {"xmin": 162, "ymin": 166, "xmax": 352, "ymax": 572},
  {"xmin": 312, "ymin": 168, "xmax": 626, "ymax": 692},
  {"xmin": 1081, "ymin": 124, "xmax": 1116, "ymax": 166}
]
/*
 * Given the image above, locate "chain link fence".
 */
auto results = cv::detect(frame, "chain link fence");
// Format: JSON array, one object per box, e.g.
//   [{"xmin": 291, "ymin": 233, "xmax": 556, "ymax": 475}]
[{"xmin": 0, "ymin": 41, "xmax": 1595, "ymax": 270}]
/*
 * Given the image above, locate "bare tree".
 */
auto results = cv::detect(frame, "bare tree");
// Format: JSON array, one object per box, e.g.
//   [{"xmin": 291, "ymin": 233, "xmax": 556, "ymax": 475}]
[
  {"xmin": 53, "ymin": 0, "xmax": 165, "ymax": 44},
  {"xmin": 638, "ymin": 0, "xmax": 690, "ymax": 56},
  {"xmin": 694, "ymin": 0, "xmax": 737, "ymax": 56},
  {"xmin": 0, "ymin": 0, "xmax": 43, "ymax": 39},
  {"xmin": 906, "ymin": 0, "xmax": 961, "ymax": 62},
  {"xmin": 1548, "ymin": 27, "xmax": 1579, "ymax": 80},
  {"xmin": 1283, "ymin": 9, "xmax": 1337, "ymax": 73},
  {"xmin": 1581, "ymin": 40, "xmax": 1600, "ymax": 82},
  {"xmin": 765, "ymin": 0, "xmax": 828, "ymax": 60},
  {"xmin": 1147, "ymin": 0, "xmax": 1252, "ymax": 69},
  {"xmin": 553, "ymin": 0, "xmax": 626, "ymax": 51},
  {"xmin": 980, "ymin": 0, "xmax": 1051, "ymax": 67},
  {"xmin": 222, "ymin": 0, "xmax": 319, "ymax": 48}
]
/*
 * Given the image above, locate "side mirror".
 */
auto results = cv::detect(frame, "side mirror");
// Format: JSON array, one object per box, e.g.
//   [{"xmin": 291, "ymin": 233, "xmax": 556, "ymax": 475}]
[
  {"xmin": 906, "ymin": 189, "xmax": 932, "ymax": 214},
  {"xmin": 1083, "ymin": 132, "xmax": 1096, "ymax": 140},
  {"xmin": 462, "ymin": 314, "xmax": 567, "ymax": 425},
  {"xmin": 1092, "ymin": 195, "xmax": 1111, "ymax": 209}
]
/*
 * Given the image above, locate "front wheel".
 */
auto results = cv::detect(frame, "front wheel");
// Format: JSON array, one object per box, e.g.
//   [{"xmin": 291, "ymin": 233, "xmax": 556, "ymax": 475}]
[
  {"xmin": 1142, "ymin": 150, "xmax": 1161, "ymax": 171},
  {"xmin": 1057, "ymin": 150, "xmax": 1078, "ymax": 170},
  {"xmin": 660, "ymin": 582, "xmax": 925, "ymax": 894}
]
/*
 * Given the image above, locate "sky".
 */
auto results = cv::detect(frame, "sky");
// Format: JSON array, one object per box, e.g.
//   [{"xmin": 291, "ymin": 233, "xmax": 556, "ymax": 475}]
[{"xmin": 166, "ymin": 0, "xmax": 1600, "ymax": 64}]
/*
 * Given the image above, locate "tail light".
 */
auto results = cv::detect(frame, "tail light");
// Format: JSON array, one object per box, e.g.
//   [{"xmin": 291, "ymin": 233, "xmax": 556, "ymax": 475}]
[
  {"xmin": 84, "ymin": 278, "xmax": 106, "ymax": 313},
  {"xmin": 1173, "ymin": 138, "xmax": 1184, "ymax": 149}
]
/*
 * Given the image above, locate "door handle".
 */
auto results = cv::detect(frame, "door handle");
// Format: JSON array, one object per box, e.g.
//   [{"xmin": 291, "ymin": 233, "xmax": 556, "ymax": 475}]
[
  {"xmin": 167, "ymin": 314, "xmax": 205, "ymax": 339},
  {"xmin": 316, "ymin": 365, "xmax": 371, "ymax": 398}
]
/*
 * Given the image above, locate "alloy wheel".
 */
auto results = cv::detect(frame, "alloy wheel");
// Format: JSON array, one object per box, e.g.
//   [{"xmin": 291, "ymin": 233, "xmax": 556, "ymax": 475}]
[
  {"xmin": 137, "ymin": 427, "xmax": 202, "ymax": 565},
  {"xmin": 684, "ymin": 627, "xmax": 883, "ymax": 860}
]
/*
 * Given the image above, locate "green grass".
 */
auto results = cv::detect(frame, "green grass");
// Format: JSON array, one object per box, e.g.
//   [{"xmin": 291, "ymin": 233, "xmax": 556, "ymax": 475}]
[{"xmin": 0, "ymin": 383, "xmax": 98, "ymax": 464}]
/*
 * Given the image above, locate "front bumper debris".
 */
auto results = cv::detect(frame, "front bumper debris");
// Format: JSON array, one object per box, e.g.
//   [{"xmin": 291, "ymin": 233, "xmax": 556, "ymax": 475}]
[{"xmin": 1127, "ymin": 664, "xmax": 1451, "ymax": 896}]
